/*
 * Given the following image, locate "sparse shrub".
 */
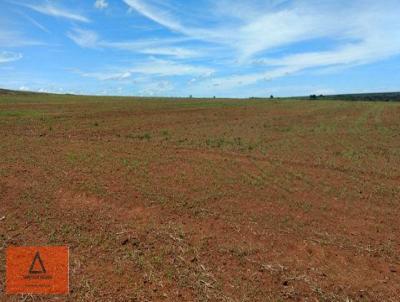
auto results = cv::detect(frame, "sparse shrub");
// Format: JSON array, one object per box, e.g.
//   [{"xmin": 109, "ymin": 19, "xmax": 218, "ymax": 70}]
[
  {"xmin": 137, "ymin": 133, "xmax": 151, "ymax": 140},
  {"xmin": 127, "ymin": 133, "xmax": 151, "ymax": 140},
  {"xmin": 206, "ymin": 138, "xmax": 225, "ymax": 148},
  {"xmin": 234, "ymin": 137, "xmax": 242, "ymax": 146}
]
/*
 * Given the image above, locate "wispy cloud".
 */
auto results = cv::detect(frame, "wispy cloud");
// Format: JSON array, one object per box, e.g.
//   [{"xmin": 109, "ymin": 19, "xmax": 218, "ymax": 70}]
[
  {"xmin": 136, "ymin": 47, "xmax": 201, "ymax": 59},
  {"xmin": 67, "ymin": 28, "xmax": 99, "ymax": 48},
  {"xmin": 20, "ymin": 2, "xmax": 90, "ymax": 23},
  {"xmin": 94, "ymin": 0, "xmax": 108, "ymax": 10},
  {"xmin": 122, "ymin": 0, "xmax": 349, "ymax": 56},
  {"xmin": 123, "ymin": 0, "xmax": 184, "ymax": 34},
  {"xmin": 124, "ymin": 0, "xmax": 400, "ymax": 89},
  {"xmin": 0, "ymin": 51, "xmax": 22, "ymax": 63},
  {"xmin": 0, "ymin": 28, "xmax": 42, "ymax": 47},
  {"xmin": 138, "ymin": 80, "xmax": 173, "ymax": 96},
  {"xmin": 14, "ymin": 10, "xmax": 50, "ymax": 33},
  {"xmin": 123, "ymin": 0, "xmax": 229, "ymax": 43},
  {"xmin": 130, "ymin": 58, "xmax": 214, "ymax": 77},
  {"xmin": 67, "ymin": 28, "xmax": 202, "ymax": 58},
  {"xmin": 75, "ymin": 57, "xmax": 214, "ymax": 81}
]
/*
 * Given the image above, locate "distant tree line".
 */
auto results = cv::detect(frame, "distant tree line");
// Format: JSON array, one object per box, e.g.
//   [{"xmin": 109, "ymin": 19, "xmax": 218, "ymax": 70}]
[{"xmin": 309, "ymin": 92, "xmax": 400, "ymax": 102}]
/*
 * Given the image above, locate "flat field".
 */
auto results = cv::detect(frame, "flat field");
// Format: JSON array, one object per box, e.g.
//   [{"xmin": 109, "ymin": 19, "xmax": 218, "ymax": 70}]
[{"xmin": 0, "ymin": 94, "xmax": 399, "ymax": 301}]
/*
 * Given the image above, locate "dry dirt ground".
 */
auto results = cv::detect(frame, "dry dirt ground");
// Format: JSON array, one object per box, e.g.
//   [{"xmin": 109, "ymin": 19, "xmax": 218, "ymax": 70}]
[{"xmin": 0, "ymin": 94, "xmax": 399, "ymax": 301}]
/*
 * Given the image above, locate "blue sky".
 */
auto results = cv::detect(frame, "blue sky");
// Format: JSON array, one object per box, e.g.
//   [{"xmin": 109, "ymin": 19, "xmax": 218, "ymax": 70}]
[{"xmin": 1, "ymin": 0, "xmax": 400, "ymax": 97}]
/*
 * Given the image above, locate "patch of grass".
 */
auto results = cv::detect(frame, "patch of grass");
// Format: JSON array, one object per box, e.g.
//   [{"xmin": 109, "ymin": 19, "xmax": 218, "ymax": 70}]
[
  {"xmin": 341, "ymin": 149, "xmax": 362, "ymax": 161},
  {"xmin": 79, "ymin": 181, "xmax": 107, "ymax": 197},
  {"xmin": 66, "ymin": 152, "xmax": 90, "ymax": 165},
  {"xmin": 292, "ymin": 200, "xmax": 313, "ymax": 213},
  {"xmin": 0, "ymin": 110, "xmax": 43, "ymax": 117},
  {"xmin": 206, "ymin": 137, "xmax": 226, "ymax": 148},
  {"xmin": 126, "ymin": 132, "xmax": 151, "ymax": 140},
  {"xmin": 121, "ymin": 158, "xmax": 143, "ymax": 171},
  {"xmin": 205, "ymin": 136, "xmax": 257, "ymax": 151},
  {"xmin": 311, "ymin": 123, "xmax": 337, "ymax": 134}
]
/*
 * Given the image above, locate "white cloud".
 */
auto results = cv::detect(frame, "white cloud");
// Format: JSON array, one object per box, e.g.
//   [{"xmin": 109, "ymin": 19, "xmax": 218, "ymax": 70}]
[
  {"xmin": 0, "ymin": 28, "xmax": 42, "ymax": 47},
  {"xmin": 78, "ymin": 70, "xmax": 132, "ymax": 81},
  {"xmin": 124, "ymin": 0, "xmax": 400, "ymax": 88},
  {"xmin": 123, "ymin": 0, "xmax": 184, "ymax": 33},
  {"xmin": 75, "ymin": 58, "xmax": 214, "ymax": 81},
  {"xmin": 191, "ymin": 66, "xmax": 298, "ymax": 92},
  {"xmin": 14, "ymin": 10, "xmax": 50, "ymax": 33},
  {"xmin": 67, "ymin": 28, "xmax": 202, "ymax": 58},
  {"xmin": 94, "ymin": 0, "xmax": 108, "ymax": 10},
  {"xmin": 130, "ymin": 58, "xmax": 214, "ymax": 77},
  {"xmin": 21, "ymin": 2, "xmax": 90, "ymax": 23},
  {"xmin": 123, "ymin": 0, "xmax": 231, "ymax": 46},
  {"xmin": 139, "ymin": 47, "xmax": 201, "ymax": 59},
  {"xmin": 122, "ymin": 0, "xmax": 352, "ymax": 57},
  {"xmin": 67, "ymin": 28, "xmax": 99, "ymax": 48},
  {"xmin": 139, "ymin": 80, "xmax": 173, "ymax": 96},
  {"xmin": 0, "ymin": 51, "xmax": 22, "ymax": 64}
]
